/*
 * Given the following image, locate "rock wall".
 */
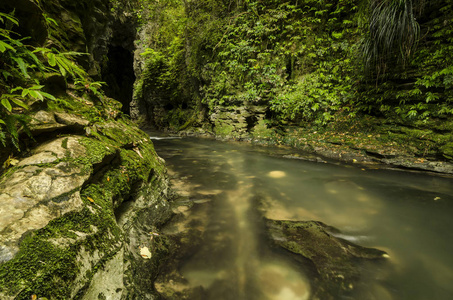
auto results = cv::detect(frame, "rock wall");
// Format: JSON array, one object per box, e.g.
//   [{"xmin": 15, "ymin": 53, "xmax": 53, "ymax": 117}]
[{"xmin": 0, "ymin": 0, "xmax": 175, "ymax": 299}]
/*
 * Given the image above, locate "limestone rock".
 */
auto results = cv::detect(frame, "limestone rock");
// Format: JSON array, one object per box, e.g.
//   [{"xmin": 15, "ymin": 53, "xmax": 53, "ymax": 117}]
[{"xmin": 0, "ymin": 137, "xmax": 88, "ymax": 263}]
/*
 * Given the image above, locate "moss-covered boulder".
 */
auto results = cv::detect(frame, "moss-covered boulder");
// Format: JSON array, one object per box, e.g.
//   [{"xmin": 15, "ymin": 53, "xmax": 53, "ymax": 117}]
[{"xmin": 0, "ymin": 113, "xmax": 173, "ymax": 300}]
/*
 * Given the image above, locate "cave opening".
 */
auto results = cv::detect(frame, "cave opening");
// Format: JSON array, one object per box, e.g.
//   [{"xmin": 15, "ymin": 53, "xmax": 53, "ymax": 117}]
[{"xmin": 102, "ymin": 46, "xmax": 135, "ymax": 115}]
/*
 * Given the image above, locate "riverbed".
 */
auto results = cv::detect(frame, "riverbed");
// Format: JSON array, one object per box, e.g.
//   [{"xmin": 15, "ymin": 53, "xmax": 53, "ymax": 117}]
[{"xmin": 151, "ymin": 135, "xmax": 453, "ymax": 300}]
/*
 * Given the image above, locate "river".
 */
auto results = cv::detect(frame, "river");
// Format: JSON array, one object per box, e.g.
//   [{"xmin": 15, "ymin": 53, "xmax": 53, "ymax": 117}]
[{"xmin": 151, "ymin": 135, "xmax": 453, "ymax": 300}]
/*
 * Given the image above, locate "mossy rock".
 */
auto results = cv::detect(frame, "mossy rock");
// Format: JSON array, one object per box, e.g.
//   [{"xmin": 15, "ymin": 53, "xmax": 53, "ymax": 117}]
[{"xmin": 266, "ymin": 219, "xmax": 388, "ymax": 300}]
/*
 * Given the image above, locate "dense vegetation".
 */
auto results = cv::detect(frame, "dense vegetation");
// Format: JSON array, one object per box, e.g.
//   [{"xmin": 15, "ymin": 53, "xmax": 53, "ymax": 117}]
[
  {"xmin": 0, "ymin": 1, "xmax": 116, "ymax": 165},
  {"xmin": 132, "ymin": 0, "xmax": 453, "ymax": 159},
  {"xmin": 1, "ymin": 0, "xmax": 453, "ymax": 162}
]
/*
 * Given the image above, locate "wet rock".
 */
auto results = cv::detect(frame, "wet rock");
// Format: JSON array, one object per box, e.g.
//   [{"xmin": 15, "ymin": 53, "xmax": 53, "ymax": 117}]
[{"xmin": 265, "ymin": 219, "xmax": 388, "ymax": 300}]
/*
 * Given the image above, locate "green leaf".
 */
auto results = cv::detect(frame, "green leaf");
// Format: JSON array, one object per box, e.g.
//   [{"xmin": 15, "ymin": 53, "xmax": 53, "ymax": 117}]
[
  {"xmin": 58, "ymin": 63, "xmax": 67, "ymax": 77},
  {"xmin": 29, "ymin": 85, "xmax": 44, "ymax": 90},
  {"xmin": 1, "ymin": 70, "xmax": 12, "ymax": 80},
  {"xmin": 47, "ymin": 52, "xmax": 56, "ymax": 66},
  {"xmin": 0, "ymin": 40, "xmax": 15, "ymax": 53},
  {"xmin": 55, "ymin": 56, "xmax": 70, "ymax": 76},
  {"xmin": 21, "ymin": 89, "xmax": 29, "ymax": 97},
  {"xmin": 40, "ymin": 91, "xmax": 56, "ymax": 100},
  {"xmin": 1, "ymin": 98, "xmax": 12, "ymax": 112},
  {"xmin": 0, "ymin": 119, "xmax": 6, "ymax": 125},
  {"xmin": 0, "ymin": 12, "xmax": 19, "ymax": 26},
  {"xmin": 10, "ymin": 98, "xmax": 29, "ymax": 109},
  {"xmin": 29, "ymin": 90, "xmax": 44, "ymax": 101},
  {"xmin": 12, "ymin": 57, "xmax": 30, "ymax": 78}
]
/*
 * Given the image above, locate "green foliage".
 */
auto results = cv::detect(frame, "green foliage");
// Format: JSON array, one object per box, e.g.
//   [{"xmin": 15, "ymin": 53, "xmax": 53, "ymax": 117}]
[
  {"xmin": 360, "ymin": 0, "xmax": 423, "ymax": 76},
  {"xmin": 193, "ymin": 0, "xmax": 358, "ymax": 126},
  {"xmin": 355, "ymin": 1, "xmax": 453, "ymax": 122},
  {"xmin": 34, "ymin": 47, "xmax": 88, "ymax": 79},
  {"xmin": 270, "ymin": 72, "xmax": 352, "ymax": 126},
  {"xmin": 0, "ymin": 10, "xmax": 94, "ymax": 150},
  {"xmin": 133, "ymin": 0, "xmax": 453, "ymax": 138}
]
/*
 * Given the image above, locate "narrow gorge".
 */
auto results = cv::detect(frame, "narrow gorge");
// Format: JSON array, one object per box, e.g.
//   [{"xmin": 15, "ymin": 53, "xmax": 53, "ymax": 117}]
[{"xmin": 1, "ymin": 0, "xmax": 453, "ymax": 299}]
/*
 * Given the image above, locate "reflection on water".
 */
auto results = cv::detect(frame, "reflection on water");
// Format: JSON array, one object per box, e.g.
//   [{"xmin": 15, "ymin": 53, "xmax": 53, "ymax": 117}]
[{"xmin": 152, "ymin": 136, "xmax": 453, "ymax": 300}]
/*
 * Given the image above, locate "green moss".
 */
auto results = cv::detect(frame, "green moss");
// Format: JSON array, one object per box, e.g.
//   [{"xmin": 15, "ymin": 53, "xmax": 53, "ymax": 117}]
[
  {"xmin": 214, "ymin": 123, "xmax": 234, "ymax": 137},
  {"xmin": 61, "ymin": 137, "xmax": 69, "ymax": 149},
  {"xmin": 0, "ymin": 204, "xmax": 122, "ymax": 299}
]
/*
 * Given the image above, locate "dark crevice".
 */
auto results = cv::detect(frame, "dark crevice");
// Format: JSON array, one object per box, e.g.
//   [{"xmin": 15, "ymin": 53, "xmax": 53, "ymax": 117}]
[
  {"xmin": 246, "ymin": 115, "xmax": 258, "ymax": 133},
  {"xmin": 101, "ymin": 46, "xmax": 135, "ymax": 115}
]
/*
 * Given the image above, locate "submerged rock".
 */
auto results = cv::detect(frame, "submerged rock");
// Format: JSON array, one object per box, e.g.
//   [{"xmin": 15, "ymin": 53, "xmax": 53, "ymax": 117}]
[{"xmin": 265, "ymin": 219, "xmax": 388, "ymax": 300}]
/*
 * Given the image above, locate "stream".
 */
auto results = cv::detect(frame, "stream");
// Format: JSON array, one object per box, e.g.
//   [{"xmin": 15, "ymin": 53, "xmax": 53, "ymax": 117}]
[{"xmin": 151, "ymin": 135, "xmax": 453, "ymax": 300}]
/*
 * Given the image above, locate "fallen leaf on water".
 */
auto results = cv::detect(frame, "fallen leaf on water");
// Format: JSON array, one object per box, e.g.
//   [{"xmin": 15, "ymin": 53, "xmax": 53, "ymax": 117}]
[
  {"xmin": 140, "ymin": 246, "xmax": 152, "ymax": 259},
  {"xmin": 87, "ymin": 197, "xmax": 94, "ymax": 203},
  {"xmin": 31, "ymin": 295, "xmax": 37, "ymax": 300},
  {"xmin": 434, "ymin": 197, "xmax": 441, "ymax": 201}
]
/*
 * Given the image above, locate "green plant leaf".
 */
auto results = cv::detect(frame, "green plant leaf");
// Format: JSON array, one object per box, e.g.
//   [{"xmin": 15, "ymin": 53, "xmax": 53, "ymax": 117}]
[
  {"xmin": 12, "ymin": 57, "xmax": 30, "ymax": 78},
  {"xmin": 1, "ymin": 70, "xmax": 12, "ymax": 80},
  {"xmin": 21, "ymin": 89, "xmax": 29, "ymax": 97},
  {"xmin": 40, "ymin": 91, "xmax": 56, "ymax": 100},
  {"xmin": 29, "ymin": 85, "xmax": 44, "ymax": 90},
  {"xmin": 47, "ymin": 52, "xmax": 56, "ymax": 66},
  {"xmin": 0, "ymin": 40, "xmax": 14, "ymax": 52},
  {"xmin": 0, "ymin": 12, "xmax": 19, "ymax": 26},
  {"xmin": 29, "ymin": 90, "xmax": 44, "ymax": 101},
  {"xmin": 10, "ymin": 97, "xmax": 29, "ymax": 109},
  {"xmin": 1, "ymin": 98, "xmax": 12, "ymax": 112}
]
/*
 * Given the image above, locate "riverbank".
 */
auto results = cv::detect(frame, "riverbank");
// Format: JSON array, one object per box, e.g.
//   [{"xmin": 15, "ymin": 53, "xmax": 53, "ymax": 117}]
[{"xmin": 150, "ymin": 115, "xmax": 453, "ymax": 176}]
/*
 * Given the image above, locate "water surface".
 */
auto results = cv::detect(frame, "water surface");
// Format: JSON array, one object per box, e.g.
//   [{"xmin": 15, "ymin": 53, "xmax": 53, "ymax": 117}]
[{"xmin": 152, "ymin": 136, "xmax": 453, "ymax": 300}]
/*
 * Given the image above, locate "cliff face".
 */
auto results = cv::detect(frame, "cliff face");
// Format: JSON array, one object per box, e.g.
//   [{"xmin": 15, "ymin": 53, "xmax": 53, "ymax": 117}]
[
  {"xmin": 0, "ymin": 1, "xmax": 174, "ymax": 299},
  {"xmin": 131, "ymin": 0, "xmax": 453, "ymax": 173}
]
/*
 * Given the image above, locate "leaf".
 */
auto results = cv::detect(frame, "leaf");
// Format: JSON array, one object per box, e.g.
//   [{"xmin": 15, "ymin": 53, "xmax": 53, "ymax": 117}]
[
  {"xmin": 0, "ymin": 12, "xmax": 19, "ymax": 26},
  {"xmin": 10, "ymin": 97, "xmax": 29, "ymax": 109},
  {"xmin": 12, "ymin": 57, "xmax": 30, "ymax": 78},
  {"xmin": 47, "ymin": 52, "xmax": 56, "ymax": 66},
  {"xmin": 87, "ymin": 197, "xmax": 95, "ymax": 203},
  {"xmin": 29, "ymin": 90, "xmax": 44, "ymax": 101},
  {"xmin": 1, "ymin": 98, "xmax": 12, "ymax": 111},
  {"xmin": 1, "ymin": 70, "xmax": 12, "ymax": 80},
  {"xmin": 21, "ymin": 89, "xmax": 29, "ymax": 97},
  {"xmin": 0, "ymin": 40, "xmax": 14, "ymax": 53},
  {"xmin": 58, "ymin": 63, "xmax": 67, "ymax": 77},
  {"xmin": 29, "ymin": 85, "xmax": 45, "ymax": 90},
  {"xmin": 40, "ymin": 91, "xmax": 56, "ymax": 100}
]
